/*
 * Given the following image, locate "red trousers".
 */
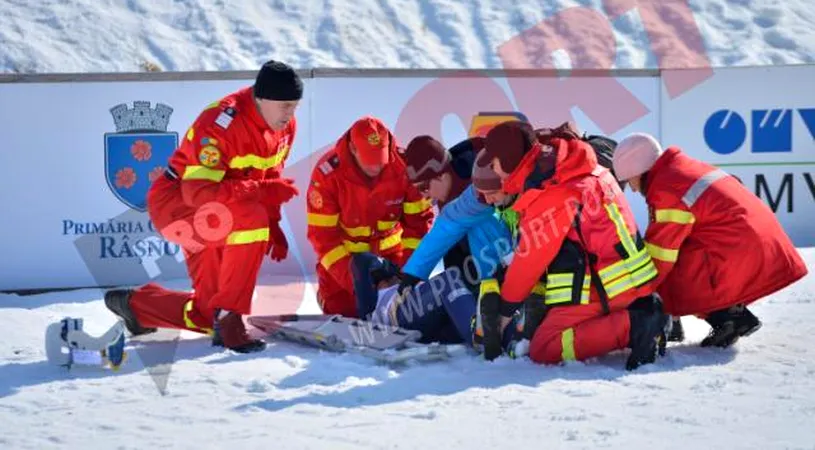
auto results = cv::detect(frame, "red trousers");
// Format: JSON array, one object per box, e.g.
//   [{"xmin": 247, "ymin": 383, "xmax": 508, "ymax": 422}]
[
  {"xmin": 315, "ymin": 251, "xmax": 403, "ymax": 318},
  {"xmin": 529, "ymin": 300, "xmax": 633, "ymax": 364},
  {"xmin": 129, "ymin": 177, "xmax": 269, "ymax": 333},
  {"xmin": 315, "ymin": 265, "xmax": 358, "ymax": 318}
]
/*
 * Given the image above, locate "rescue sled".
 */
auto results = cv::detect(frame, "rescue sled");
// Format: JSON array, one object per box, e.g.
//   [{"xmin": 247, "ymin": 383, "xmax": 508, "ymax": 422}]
[{"xmin": 248, "ymin": 314, "xmax": 469, "ymax": 365}]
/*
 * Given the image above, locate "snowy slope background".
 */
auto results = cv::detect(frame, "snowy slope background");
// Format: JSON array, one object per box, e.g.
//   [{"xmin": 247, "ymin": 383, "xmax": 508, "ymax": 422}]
[
  {"xmin": 1, "ymin": 0, "xmax": 814, "ymax": 73},
  {"xmin": 2, "ymin": 0, "xmax": 815, "ymax": 449}
]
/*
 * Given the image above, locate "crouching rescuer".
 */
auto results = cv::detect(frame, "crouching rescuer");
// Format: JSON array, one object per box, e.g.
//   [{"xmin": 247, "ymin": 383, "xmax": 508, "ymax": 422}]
[
  {"xmin": 478, "ymin": 121, "xmax": 669, "ymax": 370},
  {"xmin": 103, "ymin": 61, "xmax": 303, "ymax": 353}
]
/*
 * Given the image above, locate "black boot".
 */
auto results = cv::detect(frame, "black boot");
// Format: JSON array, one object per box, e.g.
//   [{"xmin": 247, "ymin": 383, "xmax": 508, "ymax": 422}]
[
  {"xmin": 626, "ymin": 295, "xmax": 669, "ymax": 371},
  {"xmin": 701, "ymin": 305, "xmax": 762, "ymax": 348},
  {"xmin": 104, "ymin": 289, "xmax": 157, "ymax": 336},
  {"xmin": 667, "ymin": 317, "xmax": 685, "ymax": 342},
  {"xmin": 522, "ymin": 294, "xmax": 547, "ymax": 341}
]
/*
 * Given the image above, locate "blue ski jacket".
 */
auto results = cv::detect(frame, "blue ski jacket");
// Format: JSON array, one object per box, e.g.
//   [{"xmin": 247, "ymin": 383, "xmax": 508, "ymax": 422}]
[{"xmin": 402, "ymin": 185, "xmax": 514, "ymax": 281}]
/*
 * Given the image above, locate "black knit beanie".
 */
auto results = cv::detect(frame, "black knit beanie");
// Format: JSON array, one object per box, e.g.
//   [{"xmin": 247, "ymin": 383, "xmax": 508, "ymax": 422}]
[{"xmin": 253, "ymin": 60, "xmax": 304, "ymax": 101}]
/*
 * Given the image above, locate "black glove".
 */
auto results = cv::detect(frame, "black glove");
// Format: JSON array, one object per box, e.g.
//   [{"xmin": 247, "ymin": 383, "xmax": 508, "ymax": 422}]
[
  {"xmin": 480, "ymin": 292, "xmax": 503, "ymax": 361},
  {"xmin": 396, "ymin": 273, "xmax": 421, "ymax": 298},
  {"xmin": 370, "ymin": 258, "xmax": 401, "ymax": 286}
]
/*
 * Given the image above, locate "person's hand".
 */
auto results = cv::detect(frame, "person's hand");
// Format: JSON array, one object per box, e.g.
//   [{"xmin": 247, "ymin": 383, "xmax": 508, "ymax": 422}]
[
  {"xmin": 267, "ymin": 222, "xmax": 288, "ymax": 261},
  {"xmin": 260, "ymin": 178, "xmax": 299, "ymax": 206},
  {"xmin": 396, "ymin": 273, "xmax": 421, "ymax": 299},
  {"xmin": 376, "ymin": 277, "xmax": 401, "ymax": 290}
]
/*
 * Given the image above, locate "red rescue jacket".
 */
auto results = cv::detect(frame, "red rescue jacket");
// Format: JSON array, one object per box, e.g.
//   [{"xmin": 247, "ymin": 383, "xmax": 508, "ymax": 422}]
[
  {"xmin": 500, "ymin": 137, "xmax": 658, "ymax": 312},
  {"xmin": 148, "ymin": 86, "xmax": 296, "ymax": 232},
  {"xmin": 306, "ymin": 129, "xmax": 435, "ymax": 294},
  {"xmin": 643, "ymin": 147, "xmax": 808, "ymax": 316}
]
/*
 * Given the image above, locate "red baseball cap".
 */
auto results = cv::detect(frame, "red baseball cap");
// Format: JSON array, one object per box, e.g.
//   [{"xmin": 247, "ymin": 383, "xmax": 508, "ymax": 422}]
[{"xmin": 349, "ymin": 116, "xmax": 391, "ymax": 168}]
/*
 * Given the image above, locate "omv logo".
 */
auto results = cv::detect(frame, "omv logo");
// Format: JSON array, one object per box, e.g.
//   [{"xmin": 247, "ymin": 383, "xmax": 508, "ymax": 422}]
[{"xmin": 703, "ymin": 108, "xmax": 815, "ymax": 155}]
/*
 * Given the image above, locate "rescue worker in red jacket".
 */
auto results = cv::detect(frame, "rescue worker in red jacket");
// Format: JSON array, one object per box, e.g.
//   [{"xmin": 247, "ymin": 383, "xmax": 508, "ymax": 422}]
[
  {"xmin": 103, "ymin": 60, "xmax": 302, "ymax": 353},
  {"xmin": 479, "ymin": 122, "xmax": 669, "ymax": 370},
  {"xmin": 306, "ymin": 116, "xmax": 435, "ymax": 317},
  {"xmin": 612, "ymin": 133, "xmax": 808, "ymax": 347}
]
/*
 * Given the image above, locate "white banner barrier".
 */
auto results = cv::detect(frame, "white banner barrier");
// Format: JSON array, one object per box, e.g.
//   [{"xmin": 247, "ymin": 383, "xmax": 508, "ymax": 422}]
[
  {"xmin": 661, "ymin": 65, "xmax": 815, "ymax": 247},
  {"xmin": 0, "ymin": 66, "xmax": 811, "ymax": 291}
]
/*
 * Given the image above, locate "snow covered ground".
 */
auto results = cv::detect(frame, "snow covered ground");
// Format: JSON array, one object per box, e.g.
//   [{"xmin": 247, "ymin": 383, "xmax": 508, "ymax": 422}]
[
  {"xmin": 1, "ymin": 0, "xmax": 814, "ymax": 73},
  {"xmin": 0, "ymin": 249, "xmax": 813, "ymax": 449}
]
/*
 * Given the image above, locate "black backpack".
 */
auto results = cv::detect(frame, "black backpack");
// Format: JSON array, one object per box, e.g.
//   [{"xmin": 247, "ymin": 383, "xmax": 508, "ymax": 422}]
[
  {"xmin": 583, "ymin": 134, "xmax": 617, "ymax": 172},
  {"xmin": 535, "ymin": 122, "xmax": 622, "ymax": 187},
  {"xmin": 447, "ymin": 137, "xmax": 481, "ymax": 180}
]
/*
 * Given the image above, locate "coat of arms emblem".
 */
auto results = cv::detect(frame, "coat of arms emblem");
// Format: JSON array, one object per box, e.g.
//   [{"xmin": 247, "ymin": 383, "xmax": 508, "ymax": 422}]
[{"xmin": 104, "ymin": 101, "xmax": 178, "ymax": 212}]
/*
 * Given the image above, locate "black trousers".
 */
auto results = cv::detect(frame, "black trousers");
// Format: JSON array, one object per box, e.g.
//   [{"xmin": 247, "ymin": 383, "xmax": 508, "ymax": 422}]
[{"xmin": 443, "ymin": 238, "xmax": 479, "ymax": 296}]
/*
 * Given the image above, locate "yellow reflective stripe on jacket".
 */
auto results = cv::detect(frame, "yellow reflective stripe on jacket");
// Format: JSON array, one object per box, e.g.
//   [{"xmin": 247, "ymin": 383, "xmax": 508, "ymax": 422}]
[
  {"xmin": 539, "ymin": 201, "xmax": 662, "ymax": 308},
  {"xmin": 531, "ymin": 282, "xmax": 546, "ymax": 297},
  {"xmin": 321, "ymin": 244, "xmax": 350, "ymax": 269},
  {"xmin": 340, "ymin": 231, "xmax": 403, "ymax": 253},
  {"xmin": 597, "ymin": 248, "xmax": 658, "ymax": 299},
  {"xmin": 343, "ymin": 240, "xmax": 370, "ymax": 253},
  {"xmin": 544, "ymin": 276, "xmax": 590, "ymax": 305},
  {"xmin": 605, "ymin": 203, "xmax": 638, "ymax": 256},
  {"xmin": 546, "ymin": 273, "xmax": 576, "ymax": 289},
  {"xmin": 544, "ymin": 288, "xmax": 590, "ymax": 305},
  {"xmin": 379, "ymin": 229, "xmax": 403, "ymax": 251},
  {"xmin": 226, "ymin": 227, "xmax": 270, "ymax": 245},
  {"xmin": 182, "ymin": 165, "xmax": 226, "ymax": 182},
  {"xmin": 599, "ymin": 249, "xmax": 650, "ymax": 281},
  {"xmin": 561, "ymin": 328, "xmax": 576, "ymax": 361},
  {"xmin": 402, "ymin": 237, "xmax": 421, "ymax": 250},
  {"xmin": 183, "ymin": 300, "xmax": 213, "ymax": 335},
  {"xmin": 602, "ymin": 262, "xmax": 658, "ymax": 299},
  {"xmin": 340, "ymin": 221, "xmax": 398, "ymax": 237},
  {"xmin": 341, "ymin": 223, "xmax": 371, "ymax": 237},
  {"xmin": 646, "ymin": 242, "xmax": 679, "ymax": 263},
  {"xmin": 307, "ymin": 213, "xmax": 339, "ymax": 227},
  {"xmin": 548, "ymin": 249, "xmax": 657, "ymax": 306},
  {"xmin": 655, "ymin": 209, "xmax": 696, "ymax": 225},
  {"xmin": 404, "ymin": 198, "xmax": 432, "ymax": 215},
  {"xmin": 479, "ymin": 279, "xmax": 500, "ymax": 297},
  {"xmin": 229, "ymin": 149, "xmax": 289, "ymax": 171}
]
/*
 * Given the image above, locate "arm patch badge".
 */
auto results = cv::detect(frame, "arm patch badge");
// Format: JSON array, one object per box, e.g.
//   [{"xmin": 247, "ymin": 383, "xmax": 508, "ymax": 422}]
[
  {"xmin": 215, "ymin": 107, "xmax": 236, "ymax": 129},
  {"xmin": 199, "ymin": 146, "xmax": 221, "ymax": 168},
  {"xmin": 318, "ymin": 161, "xmax": 333, "ymax": 175},
  {"xmin": 308, "ymin": 190, "xmax": 324, "ymax": 209}
]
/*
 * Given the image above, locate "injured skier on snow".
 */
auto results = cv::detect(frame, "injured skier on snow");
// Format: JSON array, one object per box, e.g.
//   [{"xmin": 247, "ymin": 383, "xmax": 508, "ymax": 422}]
[
  {"xmin": 351, "ymin": 252, "xmax": 475, "ymax": 345},
  {"xmin": 350, "ymin": 252, "xmax": 521, "ymax": 349}
]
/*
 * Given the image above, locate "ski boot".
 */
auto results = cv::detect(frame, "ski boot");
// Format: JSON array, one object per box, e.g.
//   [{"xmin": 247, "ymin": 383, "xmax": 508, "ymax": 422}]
[
  {"xmin": 626, "ymin": 295, "xmax": 669, "ymax": 371},
  {"xmin": 212, "ymin": 309, "xmax": 266, "ymax": 354},
  {"xmin": 502, "ymin": 312, "xmax": 528, "ymax": 359},
  {"xmin": 104, "ymin": 289, "xmax": 156, "ymax": 336},
  {"xmin": 701, "ymin": 304, "xmax": 762, "ymax": 348},
  {"xmin": 45, "ymin": 317, "xmax": 128, "ymax": 371}
]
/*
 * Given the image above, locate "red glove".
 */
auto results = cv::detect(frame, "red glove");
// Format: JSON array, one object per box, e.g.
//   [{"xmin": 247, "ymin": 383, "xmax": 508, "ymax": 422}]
[
  {"xmin": 259, "ymin": 178, "xmax": 299, "ymax": 207},
  {"xmin": 228, "ymin": 179, "xmax": 263, "ymax": 202},
  {"xmin": 267, "ymin": 221, "xmax": 288, "ymax": 262}
]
